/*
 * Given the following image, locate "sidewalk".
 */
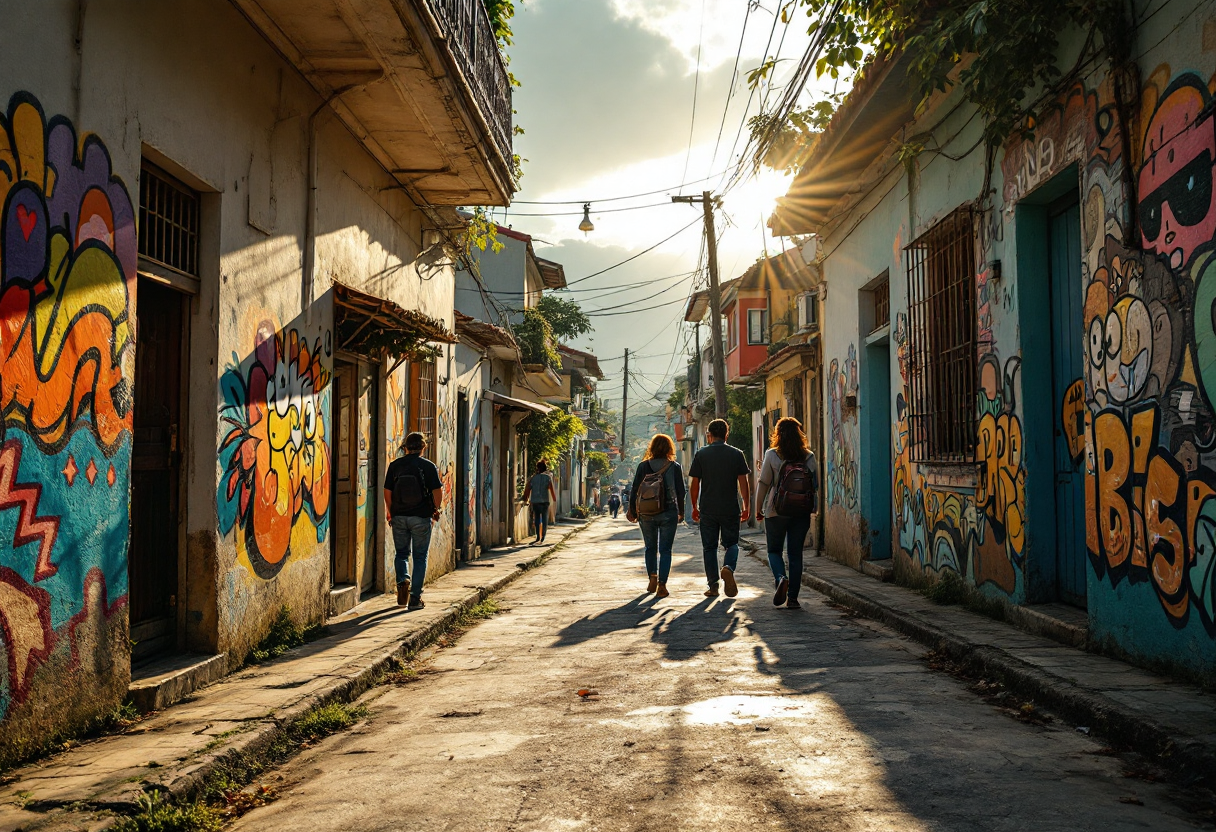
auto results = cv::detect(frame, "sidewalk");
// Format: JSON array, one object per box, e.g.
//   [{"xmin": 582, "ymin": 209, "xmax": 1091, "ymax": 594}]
[
  {"xmin": 0, "ymin": 521, "xmax": 589, "ymax": 832},
  {"xmin": 738, "ymin": 529, "xmax": 1216, "ymax": 789}
]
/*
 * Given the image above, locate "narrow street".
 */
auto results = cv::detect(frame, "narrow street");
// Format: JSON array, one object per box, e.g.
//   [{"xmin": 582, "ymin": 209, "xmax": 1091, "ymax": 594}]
[{"xmin": 231, "ymin": 519, "xmax": 1200, "ymax": 832}]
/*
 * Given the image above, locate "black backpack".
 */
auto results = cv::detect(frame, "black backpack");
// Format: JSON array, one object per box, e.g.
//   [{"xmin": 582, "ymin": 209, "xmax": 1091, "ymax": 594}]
[
  {"xmin": 774, "ymin": 457, "xmax": 815, "ymax": 517},
  {"xmin": 392, "ymin": 458, "xmax": 429, "ymax": 514}
]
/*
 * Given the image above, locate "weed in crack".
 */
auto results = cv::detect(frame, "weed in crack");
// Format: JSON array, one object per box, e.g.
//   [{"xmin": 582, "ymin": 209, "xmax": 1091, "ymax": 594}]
[
  {"xmin": 245, "ymin": 606, "xmax": 327, "ymax": 666},
  {"xmin": 111, "ymin": 792, "xmax": 222, "ymax": 832}
]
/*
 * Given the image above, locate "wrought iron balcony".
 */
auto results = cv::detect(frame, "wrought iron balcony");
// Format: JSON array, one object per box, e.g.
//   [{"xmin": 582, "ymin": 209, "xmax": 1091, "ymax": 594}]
[{"xmin": 428, "ymin": 0, "xmax": 513, "ymax": 163}]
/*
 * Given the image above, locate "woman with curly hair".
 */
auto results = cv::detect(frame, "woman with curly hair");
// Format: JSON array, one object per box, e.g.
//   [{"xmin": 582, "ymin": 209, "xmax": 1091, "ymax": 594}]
[
  {"xmin": 627, "ymin": 433, "xmax": 685, "ymax": 597},
  {"xmin": 755, "ymin": 417, "xmax": 818, "ymax": 608}
]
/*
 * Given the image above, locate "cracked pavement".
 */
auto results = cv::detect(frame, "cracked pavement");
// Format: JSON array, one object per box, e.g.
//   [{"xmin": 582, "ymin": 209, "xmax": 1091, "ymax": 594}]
[{"xmin": 230, "ymin": 518, "xmax": 1208, "ymax": 831}]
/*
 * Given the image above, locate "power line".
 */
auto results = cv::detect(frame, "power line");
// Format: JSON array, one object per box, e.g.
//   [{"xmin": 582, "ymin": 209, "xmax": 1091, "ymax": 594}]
[
  {"xmin": 564, "ymin": 217, "xmax": 702, "ymax": 287},
  {"xmin": 507, "ymin": 169, "xmax": 737, "ymax": 205},
  {"xmin": 585, "ymin": 295, "xmax": 691, "ymax": 317},
  {"xmin": 708, "ymin": 0, "xmax": 756, "ymax": 177},
  {"xmin": 493, "ymin": 200, "xmax": 674, "ymax": 218},
  {"xmin": 584, "ymin": 272, "xmax": 696, "ymax": 314}
]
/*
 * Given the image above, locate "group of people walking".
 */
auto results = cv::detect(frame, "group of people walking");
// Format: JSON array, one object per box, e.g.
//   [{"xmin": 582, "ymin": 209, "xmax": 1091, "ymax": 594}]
[
  {"xmin": 382, "ymin": 416, "xmax": 816, "ymax": 610},
  {"xmin": 623, "ymin": 416, "xmax": 817, "ymax": 607}
]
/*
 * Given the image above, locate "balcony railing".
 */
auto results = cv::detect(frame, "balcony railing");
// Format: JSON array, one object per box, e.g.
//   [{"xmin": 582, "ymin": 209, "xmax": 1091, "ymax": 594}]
[{"xmin": 428, "ymin": 0, "xmax": 513, "ymax": 162}]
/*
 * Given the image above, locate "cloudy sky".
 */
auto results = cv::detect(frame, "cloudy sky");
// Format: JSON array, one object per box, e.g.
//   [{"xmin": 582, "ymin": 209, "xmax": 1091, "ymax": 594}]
[{"xmin": 489, "ymin": 0, "xmax": 838, "ymax": 411}]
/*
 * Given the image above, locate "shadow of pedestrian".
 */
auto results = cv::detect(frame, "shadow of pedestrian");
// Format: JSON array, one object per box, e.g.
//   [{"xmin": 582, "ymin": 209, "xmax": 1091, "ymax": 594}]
[
  {"xmin": 550, "ymin": 593, "xmax": 660, "ymax": 648},
  {"xmin": 650, "ymin": 596, "xmax": 741, "ymax": 661}
]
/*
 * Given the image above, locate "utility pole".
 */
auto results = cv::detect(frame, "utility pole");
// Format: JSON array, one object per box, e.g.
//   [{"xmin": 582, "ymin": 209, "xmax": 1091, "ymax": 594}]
[
  {"xmin": 672, "ymin": 191, "xmax": 728, "ymax": 419},
  {"xmin": 620, "ymin": 348, "xmax": 629, "ymax": 467}
]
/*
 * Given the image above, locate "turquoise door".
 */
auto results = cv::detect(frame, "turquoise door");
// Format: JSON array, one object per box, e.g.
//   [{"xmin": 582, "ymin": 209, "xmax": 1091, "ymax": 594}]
[{"xmin": 1049, "ymin": 197, "xmax": 1087, "ymax": 606}]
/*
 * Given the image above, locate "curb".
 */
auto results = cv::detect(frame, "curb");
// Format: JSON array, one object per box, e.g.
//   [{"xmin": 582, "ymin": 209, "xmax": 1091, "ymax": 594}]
[
  {"xmin": 67, "ymin": 523, "xmax": 591, "ymax": 820},
  {"xmin": 739, "ymin": 541, "xmax": 1216, "ymax": 789}
]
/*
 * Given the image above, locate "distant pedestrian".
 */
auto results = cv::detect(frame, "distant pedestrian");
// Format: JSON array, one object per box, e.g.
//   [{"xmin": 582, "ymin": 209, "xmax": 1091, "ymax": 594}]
[
  {"xmin": 688, "ymin": 419, "xmax": 751, "ymax": 597},
  {"xmin": 608, "ymin": 491, "xmax": 621, "ymax": 518},
  {"xmin": 755, "ymin": 417, "xmax": 818, "ymax": 609},
  {"xmin": 626, "ymin": 434, "xmax": 685, "ymax": 598},
  {"xmin": 383, "ymin": 432, "xmax": 444, "ymax": 610},
  {"xmin": 522, "ymin": 460, "xmax": 557, "ymax": 545}
]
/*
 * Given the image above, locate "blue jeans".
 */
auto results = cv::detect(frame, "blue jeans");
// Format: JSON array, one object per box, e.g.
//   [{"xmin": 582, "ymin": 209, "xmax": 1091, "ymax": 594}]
[
  {"xmin": 391, "ymin": 515, "xmax": 432, "ymax": 600},
  {"xmin": 531, "ymin": 502, "xmax": 549, "ymax": 538},
  {"xmin": 698, "ymin": 511, "xmax": 740, "ymax": 588},
  {"xmin": 765, "ymin": 514, "xmax": 811, "ymax": 599},
  {"xmin": 638, "ymin": 507, "xmax": 678, "ymax": 582}
]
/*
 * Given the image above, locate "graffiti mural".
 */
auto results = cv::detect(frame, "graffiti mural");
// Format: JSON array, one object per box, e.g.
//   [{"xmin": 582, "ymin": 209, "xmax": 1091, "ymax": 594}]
[
  {"xmin": 0, "ymin": 93, "xmax": 133, "ymax": 728},
  {"xmin": 891, "ymin": 317, "xmax": 1021, "ymax": 594},
  {"xmin": 998, "ymin": 64, "xmax": 1216, "ymax": 642},
  {"xmin": 826, "ymin": 344, "xmax": 858, "ymax": 509},
  {"xmin": 218, "ymin": 322, "xmax": 332, "ymax": 579}
]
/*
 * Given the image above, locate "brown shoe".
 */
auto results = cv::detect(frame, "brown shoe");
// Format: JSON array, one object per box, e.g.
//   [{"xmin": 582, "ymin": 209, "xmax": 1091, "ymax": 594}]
[
  {"xmin": 396, "ymin": 580, "xmax": 410, "ymax": 606},
  {"xmin": 703, "ymin": 586, "xmax": 719, "ymax": 597},
  {"xmin": 785, "ymin": 598, "xmax": 801, "ymax": 609},
  {"xmin": 408, "ymin": 597, "xmax": 426, "ymax": 611},
  {"xmin": 647, "ymin": 574, "xmax": 658, "ymax": 594},
  {"xmin": 656, "ymin": 582, "xmax": 670, "ymax": 598},
  {"xmin": 721, "ymin": 566, "xmax": 738, "ymax": 598},
  {"xmin": 773, "ymin": 577, "xmax": 788, "ymax": 607}
]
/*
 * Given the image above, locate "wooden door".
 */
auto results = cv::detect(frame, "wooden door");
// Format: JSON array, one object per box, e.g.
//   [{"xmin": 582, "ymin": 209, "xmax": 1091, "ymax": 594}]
[
  {"xmin": 130, "ymin": 279, "xmax": 184, "ymax": 661},
  {"xmin": 1049, "ymin": 196, "xmax": 1087, "ymax": 607},
  {"xmin": 356, "ymin": 360, "xmax": 377, "ymax": 593},
  {"xmin": 332, "ymin": 361, "xmax": 356, "ymax": 585}
]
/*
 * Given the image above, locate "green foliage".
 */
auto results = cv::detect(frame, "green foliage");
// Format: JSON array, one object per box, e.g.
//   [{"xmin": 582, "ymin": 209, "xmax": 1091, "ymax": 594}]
[
  {"xmin": 512, "ymin": 307, "xmax": 562, "ymax": 371},
  {"xmin": 924, "ymin": 569, "xmax": 967, "ymax": 605},
  {"xmin": 667, "ymin": 378, "xmax": 688, "ymax": 411},
  {"xmin": 464, "ymin": 206, "xmax": 504, "ymax": 260},
  {"xmin": 728, "ymin": 386, "xmax": 766, "ymax": 461},
  {"xmin": 482, "ymin": 0, "xmax": 516, "ymax": 48},
  {"xmin": 585, "ymin": 451, "xmax": 611, "ymax": 479},
  {"xmin": 756, "ymin": 0, "xmax": 1131, "ymax": 165},
  {"xmin": 518, "ymin": 408, "xmax": 586, "ymax": 467},
  {"xmin": 536, "ymin": 295, "xmax": 592, "ymax": 341},
  {"xmin": 292, "ymin": 702, "xmax": 369, "ymax": 743},
  {"xmin": 112, "ymin": 793, "xmax": 222, "ymax": 832},
  {"xmin": 246, "ymin": 606, "xmax": 323, "ymax": 665}
]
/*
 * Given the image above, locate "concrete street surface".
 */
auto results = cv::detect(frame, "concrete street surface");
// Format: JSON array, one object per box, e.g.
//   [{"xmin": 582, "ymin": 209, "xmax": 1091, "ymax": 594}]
[{"xmin": 232, "ymin": 517, "xmax": 1207, "ymax": 831}]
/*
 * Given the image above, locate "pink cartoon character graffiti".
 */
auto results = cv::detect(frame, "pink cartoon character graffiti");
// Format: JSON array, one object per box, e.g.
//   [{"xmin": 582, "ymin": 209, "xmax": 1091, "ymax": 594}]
[{"xmin": 1138, "ymin": 75, "xmax": 1216, "ymax": 272}]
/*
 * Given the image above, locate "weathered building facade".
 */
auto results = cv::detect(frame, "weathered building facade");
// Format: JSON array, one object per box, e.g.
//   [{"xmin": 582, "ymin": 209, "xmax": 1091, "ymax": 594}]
[
  {"xmin": 772, "ymin": 0, "xmax": 1216, "ymax": 680},
  {"xmin": 0, "ymin": 0, "xmax": 512, "ymax": 760}
]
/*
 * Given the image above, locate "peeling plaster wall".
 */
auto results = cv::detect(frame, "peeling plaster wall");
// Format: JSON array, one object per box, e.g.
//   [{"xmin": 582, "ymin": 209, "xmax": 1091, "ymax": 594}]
[{"xmin": 0, "ymin": 0, "xmax": 459, "ymax": 753}]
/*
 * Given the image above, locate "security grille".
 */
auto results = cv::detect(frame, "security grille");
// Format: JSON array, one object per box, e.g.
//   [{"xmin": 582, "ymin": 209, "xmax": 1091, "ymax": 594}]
[
  {"xmin": 418, "ymin": 360, "xmax": 437, "ymax": 461},
  {"xmin": 139, "ymin": 162, "xmax": 200, "ymax": 276},
  {"xmin": 872, "ymin": 276, "xmax": 889, "ymax": 332},
  {"xmin": 904, "ymin": 206, "xmax": 976, "ymax": 463}
]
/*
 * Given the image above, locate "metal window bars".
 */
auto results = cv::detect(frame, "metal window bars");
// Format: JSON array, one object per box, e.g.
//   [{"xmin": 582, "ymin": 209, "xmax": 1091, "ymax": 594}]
[
  {"xmin": 139, "ymin": 162, "xmax": 200, "ymax": 277},
  {"xmin": 904, "ymin": 206, "xmax": 977, "ymax": 463},
  {"xmin": 419, "ymin": 360, "xmax": 438, "ymax": 461},
  {"xmin": 872, "ymin": 277, "xmax": 889, "ymax": 332}
]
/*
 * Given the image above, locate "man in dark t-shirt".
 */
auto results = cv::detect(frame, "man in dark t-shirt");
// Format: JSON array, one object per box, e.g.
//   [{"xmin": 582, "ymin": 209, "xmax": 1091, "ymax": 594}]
[
  {"xmin": 688, "ymin": 419, "xmax": 752, "ymax": 598},
  {"xmin": 383, "ymin": 432, "xmax": 444, "ymax": 609}
]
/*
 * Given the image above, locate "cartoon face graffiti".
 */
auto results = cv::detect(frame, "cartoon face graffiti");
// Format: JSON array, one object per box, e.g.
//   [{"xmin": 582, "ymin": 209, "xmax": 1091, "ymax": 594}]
[
  {"xmin": 1139, "ymin": 76, "xmax": 1216, "ymax": 271},
  {"xmin": 218, "ymin": 322, "xmax": 332, "ymax": 578}
]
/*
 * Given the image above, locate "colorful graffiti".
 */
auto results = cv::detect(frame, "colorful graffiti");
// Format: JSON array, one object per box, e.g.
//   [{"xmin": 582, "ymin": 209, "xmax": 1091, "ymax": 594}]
[
  {"xmin": 892, "ymin": 317, "xmax": 1021, "ymax": 594},
  {"xmin": 1006, "ymin": 64, "xmax": 1216, "ymax": 639},
  {"xmin": 0, "ymin": 92, "xmax": 133, "ymax": 726},
  {"xmin": 827, "ymin": 344, "xmax": 858, "ymax": 509},
  {"xmin": 218, "ymin": 322, "xmax": 332, "ymax": 579}
]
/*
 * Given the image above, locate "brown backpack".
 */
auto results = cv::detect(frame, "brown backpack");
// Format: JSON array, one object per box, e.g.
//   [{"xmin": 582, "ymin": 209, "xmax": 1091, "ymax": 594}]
[{"xmin": 635, "ymin": 461, "xmax": 673, "ymax": 517}]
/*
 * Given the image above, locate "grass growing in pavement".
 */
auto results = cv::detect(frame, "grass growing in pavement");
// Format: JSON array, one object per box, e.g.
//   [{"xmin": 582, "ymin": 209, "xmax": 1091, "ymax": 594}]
[
  {"xmin": 245, "ymin": 605, "xmax": 326, "ymax": 665},
  {"xmin": 0, "ymin": 700, "xmax": 144, "ymax": 773},
  {"xmin": 111, "ymin": 792, "xmax": 223, "ymax": 832}
]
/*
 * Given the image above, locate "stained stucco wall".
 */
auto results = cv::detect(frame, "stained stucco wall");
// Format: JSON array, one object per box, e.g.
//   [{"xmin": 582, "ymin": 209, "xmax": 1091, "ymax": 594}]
[{"xmin": 0, "ymin": 0, "xmax": 458, "ymax": 756}]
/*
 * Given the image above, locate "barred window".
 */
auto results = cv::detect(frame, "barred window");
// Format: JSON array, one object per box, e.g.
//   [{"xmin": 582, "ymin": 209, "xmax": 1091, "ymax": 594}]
[
  {"xmin": 139, "ymin": 162, "xmax": 200, "ymax": 276},
  {"xmin": 872, "ymin": 276, "xmax": 889, "ymax": 332},
  {"xmin": 408, "ymin": 359, "xmax": 439, "ymax": 462},
  {"xmin": 904, "ymin": 206, "xmax": 977, "ymax": 463}
]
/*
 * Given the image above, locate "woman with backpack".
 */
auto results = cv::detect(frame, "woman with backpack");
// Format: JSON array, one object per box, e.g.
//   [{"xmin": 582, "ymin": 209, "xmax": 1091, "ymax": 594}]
[
  {"xmin": 755, "ymin": 417, "xmax": 818, "ymax": 608},
  {"xmin": 626, "ymin": 434, "xmax": 685, "ymax": 598}
]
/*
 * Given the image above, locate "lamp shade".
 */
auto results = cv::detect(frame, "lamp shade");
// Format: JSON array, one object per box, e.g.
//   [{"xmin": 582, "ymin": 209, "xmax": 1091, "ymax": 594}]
[{"xmin": 579, "ymin": 203, "xmax": 594, "ymax": 234}]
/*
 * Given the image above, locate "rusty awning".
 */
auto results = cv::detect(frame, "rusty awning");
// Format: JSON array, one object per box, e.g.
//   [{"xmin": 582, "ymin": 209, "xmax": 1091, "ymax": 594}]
[{"xmin": 334, "ymin": 282, "xmax": 455, "ymax": 359}]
